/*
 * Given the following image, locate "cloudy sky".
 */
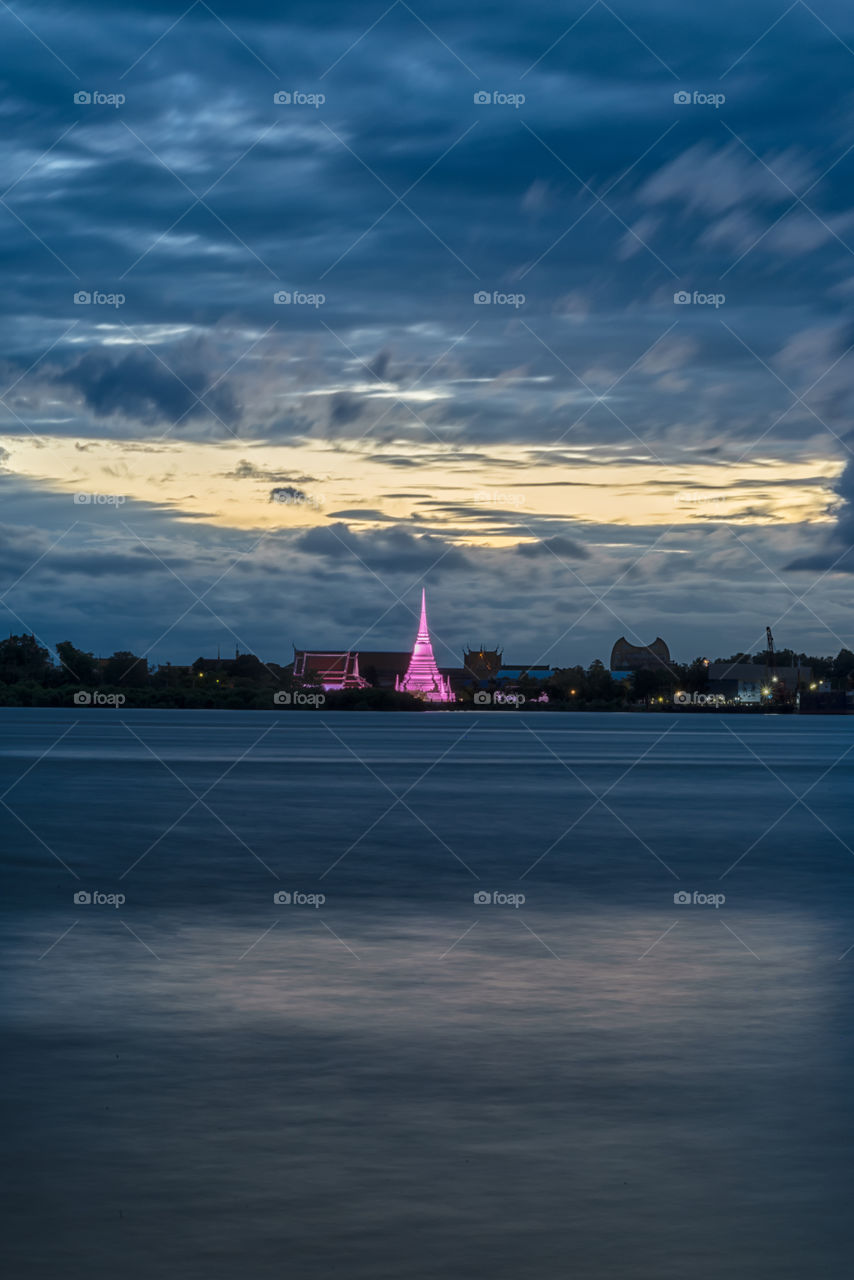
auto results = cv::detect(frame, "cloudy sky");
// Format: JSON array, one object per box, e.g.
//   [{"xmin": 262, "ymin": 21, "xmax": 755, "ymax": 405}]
[{"xmin": 2, "ymin": 0, "xmax": 854, "ymax": 668}]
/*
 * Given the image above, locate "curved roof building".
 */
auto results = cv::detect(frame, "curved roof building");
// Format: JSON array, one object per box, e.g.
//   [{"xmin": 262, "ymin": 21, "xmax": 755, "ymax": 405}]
[{"xmin": 609, "ymin": 636, "xmax": 671, "ymax": 672}]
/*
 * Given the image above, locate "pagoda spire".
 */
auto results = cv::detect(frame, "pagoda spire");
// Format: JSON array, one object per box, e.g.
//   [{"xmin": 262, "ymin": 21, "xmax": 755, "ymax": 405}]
[
  {"xmin": 395, "ymin": 588, "xmax": 455, "ymax": 703},
  {"xmin": 417, "ymin": 587, "xmax": 429, "ymax": 641}
]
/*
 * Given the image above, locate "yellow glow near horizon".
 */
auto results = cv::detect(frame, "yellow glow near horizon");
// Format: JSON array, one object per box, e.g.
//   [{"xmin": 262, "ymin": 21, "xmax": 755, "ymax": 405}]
[{"xmin": 2, "ymin": 434, "xmax": 840, "ymax": 542}]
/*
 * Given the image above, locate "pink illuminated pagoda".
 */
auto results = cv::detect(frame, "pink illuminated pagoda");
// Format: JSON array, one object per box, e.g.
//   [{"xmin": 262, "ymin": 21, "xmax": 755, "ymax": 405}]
[{"xmin": 395, "ymin": 589, "xmax": 455, "ymax": 703}]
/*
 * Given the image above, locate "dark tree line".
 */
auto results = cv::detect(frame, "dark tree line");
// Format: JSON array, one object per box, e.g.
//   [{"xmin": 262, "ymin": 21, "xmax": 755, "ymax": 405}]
[{"xmin": 0, "ymin": 633, "xmax": 852, "ymax": 710}]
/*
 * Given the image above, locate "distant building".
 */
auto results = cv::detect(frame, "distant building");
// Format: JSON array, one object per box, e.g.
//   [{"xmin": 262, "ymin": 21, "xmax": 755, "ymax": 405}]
[
  {"xmin": 293, "ymin": 589, "xmax": 455, "ymax": 700},
  {"xmin": 462, "ymin": 647, "xmax": 503, "ymax": 681},
  {"xmin": 292, "ymin": 650, "xmax": 367, "ymax": 691},
  {"xmin": 708, "ymin": 661, "xmax": 813, "ymax": 703},
  {"xmin": 707, "ymin": 662, "xmax": 766, "ymax": 703},
  {"xmin": 395, "ymin": 590, "xmax": 455, "ymax": 703},
  {"xmin": 610, "ymin": 637, "xmax": 672, "ymax": 673}
]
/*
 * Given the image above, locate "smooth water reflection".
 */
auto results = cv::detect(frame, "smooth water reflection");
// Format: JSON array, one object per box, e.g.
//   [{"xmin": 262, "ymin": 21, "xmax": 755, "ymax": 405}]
[{"xmin": 3, "ymin": 710, "xmax": 854, "ymax": 1278}]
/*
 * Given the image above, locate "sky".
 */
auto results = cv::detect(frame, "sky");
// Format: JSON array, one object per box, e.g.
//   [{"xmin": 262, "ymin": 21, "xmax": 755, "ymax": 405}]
[{"xmin": 2, "ymin": 0, "xmax": 854, "ymax": 669}]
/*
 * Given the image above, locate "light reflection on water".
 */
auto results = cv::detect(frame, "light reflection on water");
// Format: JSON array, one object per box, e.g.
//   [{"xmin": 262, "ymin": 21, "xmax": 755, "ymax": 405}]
[{"xmin": 3, "ymin": 711, "xmax": 854, "ymax": 1278}]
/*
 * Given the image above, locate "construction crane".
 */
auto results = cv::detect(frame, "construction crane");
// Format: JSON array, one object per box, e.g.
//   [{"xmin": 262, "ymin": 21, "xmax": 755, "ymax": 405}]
[{"xmin": 766, "ymin": 626, "xmax": 787, "ymax": 702}]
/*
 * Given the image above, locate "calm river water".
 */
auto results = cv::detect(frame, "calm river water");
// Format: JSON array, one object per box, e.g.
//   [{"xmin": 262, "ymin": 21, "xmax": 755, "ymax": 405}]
[{"xmin": 3, "ymin": 709, "xmax": 854, "ymax": 1278}]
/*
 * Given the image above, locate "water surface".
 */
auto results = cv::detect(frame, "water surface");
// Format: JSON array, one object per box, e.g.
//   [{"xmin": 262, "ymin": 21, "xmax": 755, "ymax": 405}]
[{"xmin": 3, "ymin": 710, "xmax": 853, "ymax": 1278}]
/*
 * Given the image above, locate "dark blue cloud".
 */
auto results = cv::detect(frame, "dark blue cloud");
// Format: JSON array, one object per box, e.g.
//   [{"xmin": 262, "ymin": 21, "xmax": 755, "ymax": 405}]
[{"xmin": 1, "ymin": 0, "xmax": 854, "ymax": 655}]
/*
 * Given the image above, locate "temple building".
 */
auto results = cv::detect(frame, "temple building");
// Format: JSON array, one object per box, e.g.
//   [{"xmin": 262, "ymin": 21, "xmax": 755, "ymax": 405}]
[
  {"xmin": 292, "ymin": 649, "xmax": 367, "ymax": 690},
  {"xmin": 463, "ymin": 646, "xmax": 503, "ymax": 682},
  {"xmin": 395, "ymin": 590, "xmax": 455, "ymax": 703}
]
